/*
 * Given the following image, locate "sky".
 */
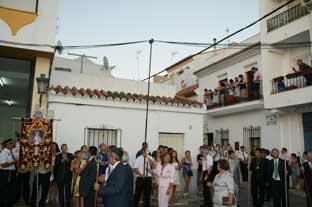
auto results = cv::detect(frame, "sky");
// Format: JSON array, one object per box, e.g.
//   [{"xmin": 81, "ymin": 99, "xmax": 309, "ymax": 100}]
[{"xmin": 56, "ymin": 0, "xmax": 260, "ymax": 80}]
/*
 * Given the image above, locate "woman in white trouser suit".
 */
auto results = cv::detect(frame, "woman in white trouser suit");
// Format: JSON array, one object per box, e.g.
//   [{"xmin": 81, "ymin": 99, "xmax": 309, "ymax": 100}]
[
  {"xmin": 155, "ymin": 153, "xmax": 176, "ymax": 207},
  {"xmin": 213, "ymin": 159, "xmax": 236, "ymax": 207}
]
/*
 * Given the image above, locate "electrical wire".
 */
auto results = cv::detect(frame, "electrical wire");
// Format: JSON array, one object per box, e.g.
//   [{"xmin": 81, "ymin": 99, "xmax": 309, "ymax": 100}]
[
  {"xmin": 0, "ymin": 39, "xmax": 149, "ymax": 50},
  {"xmin": 142, "ymin": 0, "xmax": 296, "ymax": 81}
]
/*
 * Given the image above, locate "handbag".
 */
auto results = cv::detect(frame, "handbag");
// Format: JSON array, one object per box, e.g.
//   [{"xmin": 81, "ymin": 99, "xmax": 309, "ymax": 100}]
[{"xmin": 222, "ymin": 196, "xmax": 236, "ymax": 205}]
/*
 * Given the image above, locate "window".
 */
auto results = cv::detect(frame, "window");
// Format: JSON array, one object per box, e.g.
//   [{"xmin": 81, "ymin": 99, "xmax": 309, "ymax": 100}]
[
  {"xmin": 86, "ymin": 128, "xmax": 117, "ymax": 147},
  {"xmin": 215, "ymin": 129, "xmax": 229, "ymax": 145},
  {"xmin": 55, "ymin": 67, "xmax": 72, "ymax": 72},
  {"xmin": 243, "ymin": 126, "xmax": 261, "ymax": 153}
]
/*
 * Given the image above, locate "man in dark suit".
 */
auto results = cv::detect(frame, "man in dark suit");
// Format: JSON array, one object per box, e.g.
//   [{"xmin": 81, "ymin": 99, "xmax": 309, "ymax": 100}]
[
  {"xmin": 250, "ymin": 148, "xmax": 266, "ymax": 207},
  {"xmin": 79, "ymin": 146, "xmax": 98, "ymax": 207},
  {"xmin": 54, "ymin": 144, "xmax": 74, "ymax": 207},
  {"xmin": 122, "ymin": 151, "xmax": 134, "ymax": 207},
  {"xmin": 268, "ymin": 148, "xmax": 292, "ymax": 207},
  {"xmin": 94, "ymin": 148, "xmax": 132, "ymax": 207},
  {"xmin": 301, "ymin": 152, "xmax": 312, "ymax": 207}
]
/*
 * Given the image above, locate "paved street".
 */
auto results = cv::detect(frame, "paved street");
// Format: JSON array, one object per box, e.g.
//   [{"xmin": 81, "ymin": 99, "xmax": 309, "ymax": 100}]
[
  {"xmin": 167, "ymin": 183, "xmax": 306, "ymax": 207},
  {"xmin": 14, "ymin": 183, "xmax": 306, "ymax": 207}
]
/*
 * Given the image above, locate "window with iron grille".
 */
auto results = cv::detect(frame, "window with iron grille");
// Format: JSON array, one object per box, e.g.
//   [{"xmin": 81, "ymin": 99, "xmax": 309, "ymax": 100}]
[
  {"xmin": 215, "ymin": 129, "xmax": 229, "ymax": 145},
  {"xmin": 243, "ymin": 126, "xmax": 261, "ymax": 153},
  {"xmin": 86, "ymin": 128, "xmax": 117, "ymax": 147}
]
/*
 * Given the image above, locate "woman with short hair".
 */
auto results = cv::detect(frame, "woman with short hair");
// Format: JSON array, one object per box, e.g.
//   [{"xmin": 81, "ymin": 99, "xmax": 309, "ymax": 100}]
[{"xmin": 213, "ymin": 159, "xmax": 236, "ymax": 207}]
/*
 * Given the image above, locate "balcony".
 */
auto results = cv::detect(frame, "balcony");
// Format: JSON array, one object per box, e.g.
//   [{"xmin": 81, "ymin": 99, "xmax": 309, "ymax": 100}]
[
  {"xmin": 205, "ymin": 82, "xmax": 264, "ymax": 116},
  {"xmin": 267, "ymin": 4, "xmax": 309, "ymax": 33},
  {"xmin": 271, "ymin": 70, "xmax": 312, "ymax": 94}
]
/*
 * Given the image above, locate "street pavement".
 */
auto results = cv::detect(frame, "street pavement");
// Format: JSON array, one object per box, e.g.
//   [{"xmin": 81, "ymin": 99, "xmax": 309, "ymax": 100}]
[
  {"xmin": 168, "ymin": 182, "xmax": 306, "ymax": 207},
  {"xmin": 15, "ymin": 182, "xmax": 306, "ymax": 207}
]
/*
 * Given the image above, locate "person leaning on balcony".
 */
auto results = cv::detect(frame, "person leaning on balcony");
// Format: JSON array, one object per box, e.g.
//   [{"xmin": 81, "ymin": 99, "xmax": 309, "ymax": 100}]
[
  {"xmin": 204, "ymin": 89, "xmax": 210, "ymax": 109},
  {"xmin": 228, "ymin": 79, "xmax": 235, "ymax": 105},
  {"xmin": 239, "ymin": 75, "xmax": 247, "ymax": 100},
  {"xmin": 292, "ymin": 59, "xmax": 312, "ymax": 86},
  {"xmin": 212, "ymin": 88, "xmax": 220, "ymax": 108},
  {"xmin": 234, "ymin": 77, "xmax": 241, "ymax": 101},
  {"xmin": 252, "ymin": 67, "xmax": 261, "ymax": 99}
]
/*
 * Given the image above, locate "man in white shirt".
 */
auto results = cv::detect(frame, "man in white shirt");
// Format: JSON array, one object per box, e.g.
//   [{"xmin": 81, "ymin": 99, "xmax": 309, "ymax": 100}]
[
  {"xmin": 237, "ymin": 146, "xmax": 248, "ymax": 182},
  {"xmin": 0, "ymin": 138, "xmax": 18, "ymax": 207},
  {"xmin": 133, "ymin": 149, "xmax": 154, "ymax": 207},
  {"xmin": 201, "ymin": 146, "xmax": 213, "ymax": 207}
]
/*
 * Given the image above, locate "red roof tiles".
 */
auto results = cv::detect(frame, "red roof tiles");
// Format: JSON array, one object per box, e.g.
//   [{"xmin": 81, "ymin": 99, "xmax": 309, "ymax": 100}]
[
  {"xmin": 50, "ymin": 85, "xmax": 202, "ymax": 108},
  {"xmin": 176, "ymin": 84, "xmax": 199, "ymax": 96}
]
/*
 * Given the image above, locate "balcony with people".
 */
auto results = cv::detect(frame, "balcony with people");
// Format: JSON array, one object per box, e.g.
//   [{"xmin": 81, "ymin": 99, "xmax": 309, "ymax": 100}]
[
  {"xmin": 271, "ymin": 59, "xmax": 312, "ymax": 94},
  {"xmin": 203, "ymin": 67, "xmax": 263, "ymax": 115}
]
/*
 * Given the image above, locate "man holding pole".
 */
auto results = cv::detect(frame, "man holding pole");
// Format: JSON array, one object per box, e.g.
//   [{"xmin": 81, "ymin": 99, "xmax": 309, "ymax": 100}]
[
  {"xmin": 301, "ymin": 152, "xmax": 312, "ymax": 207},
  {"xmin": 133, "ymin": 148, "xmax": 154, "ymax": 207}
]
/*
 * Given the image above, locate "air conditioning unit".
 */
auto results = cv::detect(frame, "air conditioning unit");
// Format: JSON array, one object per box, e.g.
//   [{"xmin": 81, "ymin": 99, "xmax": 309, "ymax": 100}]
[{"xmin": 302, "ymin": 0, "xmax": 312, "ymax": 9}]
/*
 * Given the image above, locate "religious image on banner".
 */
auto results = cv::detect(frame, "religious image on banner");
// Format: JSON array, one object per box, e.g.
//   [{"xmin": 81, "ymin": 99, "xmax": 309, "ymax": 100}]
[{"xmin": 19, "ymin": 118, "xmax": 53, "ymax": 173}]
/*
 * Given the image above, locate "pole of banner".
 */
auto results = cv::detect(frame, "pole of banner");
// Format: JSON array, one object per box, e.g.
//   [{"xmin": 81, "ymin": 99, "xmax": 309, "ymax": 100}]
[
  {"xmin": 94, "ymin": 155, "xmax": 101, "ymax": 207},
  {"xmin": 247, "ymin": 154, "xmax": 251, "ymax": 206},
  {"xmin": 284, "ymin": 159, "xmax": 288, "ymax": 207},
  {"xmin": 36, "ymin": 168, "xmax": 39, "ymax": 207}
]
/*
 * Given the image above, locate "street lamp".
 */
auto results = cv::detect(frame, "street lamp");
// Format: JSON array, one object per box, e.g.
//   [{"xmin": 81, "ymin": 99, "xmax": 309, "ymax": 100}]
[{"xmin": 36, "ymin": 74, "xmax": 49, "ymax": 107}]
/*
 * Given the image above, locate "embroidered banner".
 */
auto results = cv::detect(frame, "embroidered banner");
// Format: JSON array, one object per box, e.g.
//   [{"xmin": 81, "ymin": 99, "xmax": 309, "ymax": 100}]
[{"xmin": 19, "ymin": 118, "xmax": 53, "ymax": 173}]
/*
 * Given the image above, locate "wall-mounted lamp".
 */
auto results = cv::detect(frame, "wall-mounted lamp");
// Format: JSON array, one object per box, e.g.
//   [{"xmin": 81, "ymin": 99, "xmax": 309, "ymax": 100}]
[{"xmin": 36, "ymin": 74, "xmax": 49, "ymax": 107}]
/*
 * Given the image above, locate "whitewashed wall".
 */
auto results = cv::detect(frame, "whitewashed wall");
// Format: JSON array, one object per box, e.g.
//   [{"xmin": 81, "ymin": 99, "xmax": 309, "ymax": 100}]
[
  {"xmin": 206, "ymin": 109, "xmax": 281, "ymax": 151},
  {"xmin": 0, "ymin": 0, "xmax": 58, "ymax": 53},
  {"xmin": 49, "ymin": 95, "xmax": 204, "ymax": 192}
]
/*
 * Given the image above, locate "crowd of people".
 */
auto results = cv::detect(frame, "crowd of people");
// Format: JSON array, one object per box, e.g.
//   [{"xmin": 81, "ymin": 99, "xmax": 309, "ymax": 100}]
[
  {"xmin": 1, "ymin": 138, "xmax": 312, "ymax": 207},
  {"xmin": 203, "ymin": 67, "xmax": 261, "ymax": 110}
]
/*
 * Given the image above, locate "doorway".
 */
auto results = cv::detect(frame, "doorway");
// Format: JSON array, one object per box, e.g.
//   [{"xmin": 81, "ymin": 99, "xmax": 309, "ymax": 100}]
[
  {"xmin": 303, "ymin": 112, "xmax": 312, "ymax": 152},
  {"xmin": 0, "ymin": 57, "xmax": 34, "ymax": 143}
]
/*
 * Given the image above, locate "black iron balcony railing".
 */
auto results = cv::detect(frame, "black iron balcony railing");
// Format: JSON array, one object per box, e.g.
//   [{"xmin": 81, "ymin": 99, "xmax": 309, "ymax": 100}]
[
  {"xmin": 267, "ymin": 4, "xmax": 309, "ymax": 32},
  {"xmin": 271, "ymin": 70, "xmax": 312, "ymax": 94},
  {"xmin": 205, "ymin": 81, "xmax": 263, "ymax": 110}
]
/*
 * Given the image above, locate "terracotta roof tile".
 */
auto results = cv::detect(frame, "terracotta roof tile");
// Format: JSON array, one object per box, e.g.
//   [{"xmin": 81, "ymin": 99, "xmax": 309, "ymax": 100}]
[
  {"xmin": 49, "ymin": 86, "xmax": 202, "ymax": 108},
  {"xmin": 79, "ymin": 88, "xmax": 86, "ymax": 96},
  {"xmin": 86, "ymin": 88, "xmax": 94, "ymax": 97},
  {"xmin": 176, "ymin": 84, "xmax": 199, "ymax": 96}
]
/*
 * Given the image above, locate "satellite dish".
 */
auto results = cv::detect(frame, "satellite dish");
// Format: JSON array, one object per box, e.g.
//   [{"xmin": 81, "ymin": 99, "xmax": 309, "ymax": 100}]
[
  {"xmin": 103, "ymin": 56, "xmax": 109, "ymax": 70},
  {"xmin": 56, "ymin": 40, "xmax": 63, "ymax": 55}
]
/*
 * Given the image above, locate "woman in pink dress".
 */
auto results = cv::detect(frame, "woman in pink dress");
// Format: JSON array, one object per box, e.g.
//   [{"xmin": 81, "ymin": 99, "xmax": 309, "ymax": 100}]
[{"xmin": 155, "ymin": 153, "xmax": 176, "ymax": 207}]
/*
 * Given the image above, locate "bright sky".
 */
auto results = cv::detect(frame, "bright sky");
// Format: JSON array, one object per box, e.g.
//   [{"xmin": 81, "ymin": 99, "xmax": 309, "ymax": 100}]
[{"xmin": 57, "ymin": 0, "xmax": 259, "ymax": 80}]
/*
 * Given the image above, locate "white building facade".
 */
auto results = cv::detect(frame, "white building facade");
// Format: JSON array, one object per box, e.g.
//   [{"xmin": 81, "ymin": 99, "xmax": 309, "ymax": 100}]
[
  {"xmin": 194, "ymin": 34, "xmax": 282, "ymax": 152},
  {"xmin": 48, "ymin": 57, "xmax": 205, "ymax": 192},
  {"xmin": 260, "ymin": 0, "xmax": 312, "ymax": 153},
  {"xmin": 0, "ymin": 0, "xmax": 58, "ymax": 142}
]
